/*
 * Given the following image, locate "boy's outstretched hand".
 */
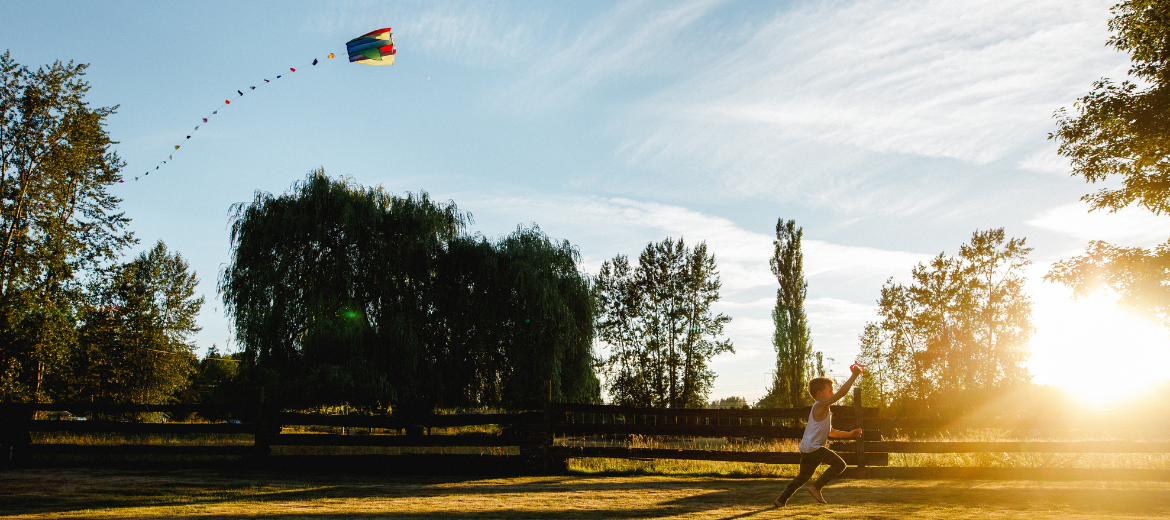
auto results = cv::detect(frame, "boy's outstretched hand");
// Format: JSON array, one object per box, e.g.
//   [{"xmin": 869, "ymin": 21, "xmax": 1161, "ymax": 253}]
[
  {"xmin": 849, "ymin": 428, "xmax": 863, "ymax": 438},
  {"xmin": 850, "ymin": 364, "xmax": 863, "ymax": 376}
]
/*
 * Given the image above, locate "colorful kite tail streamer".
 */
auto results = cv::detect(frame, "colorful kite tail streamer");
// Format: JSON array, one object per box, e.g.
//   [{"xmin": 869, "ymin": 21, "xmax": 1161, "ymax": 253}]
[{"xmin": 138, "ymin": 30, "xmax": 393, "ymax": 183}]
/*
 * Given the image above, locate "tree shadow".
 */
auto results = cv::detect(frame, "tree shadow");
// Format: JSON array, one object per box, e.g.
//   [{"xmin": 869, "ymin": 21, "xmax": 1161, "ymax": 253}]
[{"xmin": 6, "ymin": 469, "xmax": 1170, "ymax": 519}]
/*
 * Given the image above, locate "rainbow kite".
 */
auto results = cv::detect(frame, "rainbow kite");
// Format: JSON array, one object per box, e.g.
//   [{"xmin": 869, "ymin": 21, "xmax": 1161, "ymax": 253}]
[{"xmin": 347, "ymin": 28, "xmax": 396, "ymax": 66}]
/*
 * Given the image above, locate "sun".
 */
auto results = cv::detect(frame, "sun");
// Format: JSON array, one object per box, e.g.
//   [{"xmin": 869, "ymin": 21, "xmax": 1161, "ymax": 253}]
[{"xmin": 1028, "ymin": 285, "xmax": 1170, "ymax": 406}]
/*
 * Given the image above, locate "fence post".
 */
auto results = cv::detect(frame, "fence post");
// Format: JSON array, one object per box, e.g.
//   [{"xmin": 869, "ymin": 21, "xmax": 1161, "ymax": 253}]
[
  {"xmin": 0, "ymin": 404, "xmax": 32, "ymax": 465},
  {"xmin": 853, "ymin": 386, "xmax": 866, "ymax": 475},
  {"xmin": 254, "ymin": 386, "xmax": 271, "ymax": 458},
  {"xmin": 542, "ymin": 380, "xmax": 552, "ymax": 475}
]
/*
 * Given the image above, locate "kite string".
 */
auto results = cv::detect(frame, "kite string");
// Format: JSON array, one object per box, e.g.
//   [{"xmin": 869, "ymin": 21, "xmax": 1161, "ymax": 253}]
[{"xmin": 130, "ymin": 53, "xmax": 338, "ymax": 183}]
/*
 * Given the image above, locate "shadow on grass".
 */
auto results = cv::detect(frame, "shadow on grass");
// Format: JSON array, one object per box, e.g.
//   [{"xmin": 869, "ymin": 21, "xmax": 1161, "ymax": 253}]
[{"xmin": 3, "ymin": 469, "xmax": 1170, "ymax": 518}]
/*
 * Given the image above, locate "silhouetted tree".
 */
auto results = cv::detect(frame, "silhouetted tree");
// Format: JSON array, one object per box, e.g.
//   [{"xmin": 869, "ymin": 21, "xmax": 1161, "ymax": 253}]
[
  {"xmin": 220, "ymin": 171, "xmax": 599, "ymax": 411},
  {"xmin": 70, "ymin": 242, "xmax": 202, "ymax": 404}
]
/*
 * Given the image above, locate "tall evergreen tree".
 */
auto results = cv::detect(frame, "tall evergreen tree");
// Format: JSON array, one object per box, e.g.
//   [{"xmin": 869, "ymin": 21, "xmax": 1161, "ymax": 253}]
[{"xmin": 757, "ymin": 219, "xmax": 819, "ymax": 408}]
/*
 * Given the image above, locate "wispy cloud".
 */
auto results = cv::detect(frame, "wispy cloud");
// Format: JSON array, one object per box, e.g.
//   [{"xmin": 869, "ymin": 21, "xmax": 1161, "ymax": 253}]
[
  {"xmin": 456, "ymin": 190, "xmax": 929, "ymax": 291},
  {"xmin": 503, "ymin": 0, "xmax": 723, "ymax": 106},
  {"xmin": 1018, "ymin": 146, "xmax": 1072, "ymax": 175},
  {"xmin": 308, "ymin": 0, "xmax": 543, "ymax": 67},
  {"xmin": 1027, "ymin": 202, "xmax": 1170, "ymax": 249},
  {"xmin": 626, "ymin": 1, "xmax": 1123, "ymax": 156},
  {"xmin": 606, "ymin": 0, "xmax": 1126, "ymax": 214}
]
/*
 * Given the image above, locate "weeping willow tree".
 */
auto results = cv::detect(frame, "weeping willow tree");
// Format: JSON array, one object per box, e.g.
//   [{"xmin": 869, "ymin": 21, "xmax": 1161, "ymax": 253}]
[{"xmin": 219, "ymin": 170, "xmax": 599, "ymax": 411}]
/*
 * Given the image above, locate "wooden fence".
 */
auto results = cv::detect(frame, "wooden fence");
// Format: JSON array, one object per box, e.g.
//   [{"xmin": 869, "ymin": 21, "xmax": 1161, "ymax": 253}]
[{"xmin": 3, "ymin": 386, "xmax": 1169, "ymax": 479}]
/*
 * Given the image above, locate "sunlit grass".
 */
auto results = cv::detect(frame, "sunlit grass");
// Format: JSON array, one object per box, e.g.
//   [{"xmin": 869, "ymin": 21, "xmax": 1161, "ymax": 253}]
[
  {"xmin": 3, "ymin": 469, "xmax": 1170, "ymax": 519},
  {"xmin": 28, "ymin": 428, "xmax": 1170, "ymax": 473},
  {"xmin": 32, "ymin": 432, "xmax": 255, "ymax": 446}
]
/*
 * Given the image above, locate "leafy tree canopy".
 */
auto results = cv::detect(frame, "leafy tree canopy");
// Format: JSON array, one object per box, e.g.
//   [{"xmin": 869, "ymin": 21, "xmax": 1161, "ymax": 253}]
[
  {"xmin": 1049, "ymin": 1, "xmax": 1170, "ymax": 322},
  {"xmin": 0, "ymin": 50, "xmax": 133, "ymax": 402},
  {"xmin": 69, "ymin": 241, "xmax": 203, "ymax": 404},
  {"xmin": 1053, "ymin": 0, "xmax": 1170, "ymax": 214},
  {"xmin": 857, "ymin": 229, "xmax": 1033, "ymax": 412},
  {"xmin": 220, "ymin": 170, "xmax": 599, "ymax": 412},
  {"xmin": 596, "ymin": 238, "xmax": 732, "ymax": 408},
  {"xmin": 757, "ymin": 218, "xmax": 825, "ymax": 409}
]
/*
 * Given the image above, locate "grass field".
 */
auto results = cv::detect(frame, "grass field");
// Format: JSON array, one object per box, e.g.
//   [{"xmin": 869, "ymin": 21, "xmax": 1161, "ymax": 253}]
[
  {"xmin": 31, "ymin": 431, "xmax": 1170, "ymax": 474},
  {"xmin": 2, "ymin": 468, "xmax": 1170, "ymax": 519}
]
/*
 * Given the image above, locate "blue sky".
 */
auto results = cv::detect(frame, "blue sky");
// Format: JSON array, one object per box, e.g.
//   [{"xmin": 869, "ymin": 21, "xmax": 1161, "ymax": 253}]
[{"xmin": 6, "ymin": 0, "xmax": 1169, "ymax": 402}]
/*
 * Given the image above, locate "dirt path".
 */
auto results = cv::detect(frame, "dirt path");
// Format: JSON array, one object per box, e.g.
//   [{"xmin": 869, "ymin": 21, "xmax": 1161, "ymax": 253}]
[{"xmin": 2, "ymin": 468, "xmax": 1169, "ymax": 519}]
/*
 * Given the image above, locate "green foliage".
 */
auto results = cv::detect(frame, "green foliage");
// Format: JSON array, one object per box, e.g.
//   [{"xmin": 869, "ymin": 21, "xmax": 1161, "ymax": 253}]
[
  {"xmin": 173, "ymin": 344, "xmax": 244, "ymax": 418},
  {"xmin": 68, "ymin": 242, "xmax": 203, "ymax": 404},
  {"xmin": 1046, "ymin": 240, "xmax": 1170, "ymax": 324},
  {"xmin": 1047, "ymin": 2, "xmax": 1170, "ymax": 321},
  {"xmin": 0, "ymin": 51, "xmax": 133, "ymax": 402},
  {"xmin": 596, "ymin": 238, "xmax": 733, "ymax": 408},
  {"xmin": 1053, "ymin": 0, "xmax": 1170, "ymax": 215},
  {"xmin": 857, "ymin": 229, "xmax": 1034, "ymax": 411},
  {"xmin": 219, "ymin": 170, "xmax": 599, "ymax": 411},
  {"xmin": 757, "ymin": 218, "xmax": 823, "ymax": 409}
]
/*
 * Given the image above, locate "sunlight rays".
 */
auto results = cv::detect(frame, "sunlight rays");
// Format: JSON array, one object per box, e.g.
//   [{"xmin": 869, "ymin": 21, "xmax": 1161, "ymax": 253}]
[{"xmin": 1029, "ymin": 286, "xmax": 1170, "ymax": 406}]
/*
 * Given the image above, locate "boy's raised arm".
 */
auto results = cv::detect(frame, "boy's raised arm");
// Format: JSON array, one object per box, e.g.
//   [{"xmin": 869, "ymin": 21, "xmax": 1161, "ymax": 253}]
[{"xmin": 814, "ymin": 365, "xmax": 863, "ymax": 413}]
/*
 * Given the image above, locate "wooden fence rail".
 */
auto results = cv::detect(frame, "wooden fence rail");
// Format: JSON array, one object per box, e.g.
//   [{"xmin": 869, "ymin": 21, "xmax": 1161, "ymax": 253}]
[{"xmin": 5, "ymin": 385, "xmax": 1170, "ymax": 479}]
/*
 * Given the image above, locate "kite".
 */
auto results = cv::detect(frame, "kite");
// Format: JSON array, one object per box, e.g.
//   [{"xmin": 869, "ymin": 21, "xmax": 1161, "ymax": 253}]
[
  {"xmin": 347, "ymin": 28, "xmax": 396, "ymax": 66},
  {"xmin": 133, "ymin": 28, "xmax": 407, "ymax": 183}
]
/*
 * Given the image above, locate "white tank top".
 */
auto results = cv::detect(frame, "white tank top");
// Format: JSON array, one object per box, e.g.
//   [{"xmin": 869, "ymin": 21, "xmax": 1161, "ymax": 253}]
[{"xmin": 799, "ymin": 399, "xmax": 832, "ymax": 453}]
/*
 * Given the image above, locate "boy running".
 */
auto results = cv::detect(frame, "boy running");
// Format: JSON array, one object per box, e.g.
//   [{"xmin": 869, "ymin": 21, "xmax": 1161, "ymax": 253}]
[{"xmin": 774, "ymin": 364, "xmax": 864, "ymax": 507}]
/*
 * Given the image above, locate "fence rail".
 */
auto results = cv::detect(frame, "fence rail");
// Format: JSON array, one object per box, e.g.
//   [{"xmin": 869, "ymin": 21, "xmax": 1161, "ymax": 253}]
[{"xmin": 4, "ymin": 385, "xmax": 1169, "ymax": 479}]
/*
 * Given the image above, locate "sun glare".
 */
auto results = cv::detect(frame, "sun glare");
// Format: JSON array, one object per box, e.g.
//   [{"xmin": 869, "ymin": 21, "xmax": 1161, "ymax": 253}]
[{"xmin": 1029, "ymin": 285, "xmax": 1170, "ymax": 406}]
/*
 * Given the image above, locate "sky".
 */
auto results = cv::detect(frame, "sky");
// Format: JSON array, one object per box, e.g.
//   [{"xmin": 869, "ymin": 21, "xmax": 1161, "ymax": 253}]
[{"xmin": 5, "ymin": 0, "xmax": 1170, "ymax": 403}]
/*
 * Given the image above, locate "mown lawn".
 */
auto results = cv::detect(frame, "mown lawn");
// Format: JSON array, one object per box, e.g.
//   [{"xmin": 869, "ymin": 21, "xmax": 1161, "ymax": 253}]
[{"xmin": 2, "ymin": 468, "xmax": 1169, "ymax": 519}]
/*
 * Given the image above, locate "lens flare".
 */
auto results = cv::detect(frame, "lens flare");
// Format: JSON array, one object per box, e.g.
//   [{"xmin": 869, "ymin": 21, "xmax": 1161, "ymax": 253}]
[{"xmin": 1029, "ymin": 286, "xmax": 1170, "ymax": 406}]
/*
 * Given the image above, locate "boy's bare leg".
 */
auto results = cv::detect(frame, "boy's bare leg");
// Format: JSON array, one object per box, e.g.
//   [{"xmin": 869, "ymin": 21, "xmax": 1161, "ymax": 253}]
[
  {"xmin": 807, "ymin": 486, "xmax": 827, "ymax": 504},
  {"xmin": 807, "ymin": 448, "xmax": 846, "ymax": 505}
]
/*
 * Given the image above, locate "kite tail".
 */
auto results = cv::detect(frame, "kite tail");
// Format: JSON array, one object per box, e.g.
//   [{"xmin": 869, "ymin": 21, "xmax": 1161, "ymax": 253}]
[{"xmin": 128, "ymin": 52, "xmax": 338, "ymax": 183}]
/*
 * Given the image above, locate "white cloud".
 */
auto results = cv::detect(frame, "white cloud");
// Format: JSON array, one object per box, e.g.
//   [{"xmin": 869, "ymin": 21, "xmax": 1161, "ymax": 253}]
[
  {"xmin": 630, "ymin": 0, "xmax": 1122, "ymax": 158},
  {"xmin": 457, "ymin": 190, "xmax": 930, "ymax": 292},
  {"xmin": 505, "ymin": 0, "xmax": 722, "ymax": 106},
  {"xmin": 804, "ymin": 240, "xmax": 930, "ymax": 279},
  {"xmin": 610, "ymin": 0, "xmax": 1128, "ymax": 213},
  {"xmin": 308, "ymin": 1, "xmax": 542, "ymax": 67},
  {"xmin": 1026, "ymin": 203, "xmax": 1170, "ymax": 248},
  {"xmin": 1018, "ymin": 147, "xmax": 1071, "ymax": 175},
  {"xmin": 806, "ymin": 297, "xmax": 877, "ymax": 328}
]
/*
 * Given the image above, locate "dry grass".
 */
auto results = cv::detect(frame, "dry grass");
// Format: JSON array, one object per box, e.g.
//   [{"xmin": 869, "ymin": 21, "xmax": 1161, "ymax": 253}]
[
  {"xmin": 557, "ymin": 433, "xmax": 1170, "ymax": 475},
  {"xmin": 32, "ymin": 432, "xmax": 256, "ymax": 447},
  {"xmin": 28, "ymin": 429, "xmax": 1170, "ymax": 475},
  {"xmin": 1, "ymin": 468, "xmax": 1169, "ymax": 519}
]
